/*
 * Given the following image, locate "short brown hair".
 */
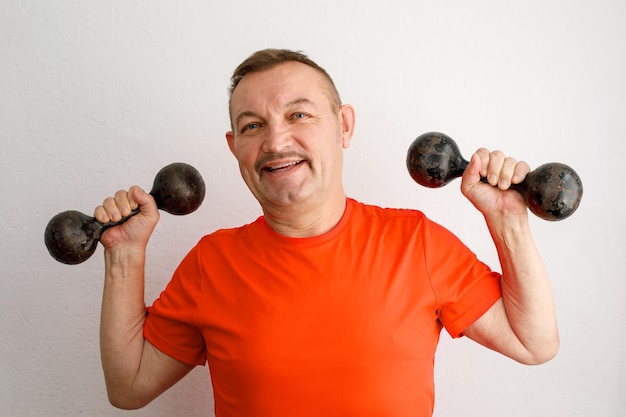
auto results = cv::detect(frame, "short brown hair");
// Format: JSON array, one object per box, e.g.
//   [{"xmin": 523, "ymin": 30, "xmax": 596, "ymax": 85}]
[{"xmin": 229, "ymin": 48, "xmax": 342, "ymax": 111}]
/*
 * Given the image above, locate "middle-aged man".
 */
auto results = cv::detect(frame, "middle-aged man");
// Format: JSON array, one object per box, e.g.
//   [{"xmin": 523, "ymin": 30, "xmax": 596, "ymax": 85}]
[{"xmin": 95, "ymin": 49, "xmax": 559, "ymax": 416}]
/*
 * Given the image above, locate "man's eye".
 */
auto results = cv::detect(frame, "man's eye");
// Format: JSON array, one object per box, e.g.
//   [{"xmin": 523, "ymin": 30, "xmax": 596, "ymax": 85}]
[
  {"xmin": 292, "ymin": 112, "xmax": 307, "ymax": 119},
  {"xmin": 242, "ymin": 122, "xmax": 260, "ymax": 133}
]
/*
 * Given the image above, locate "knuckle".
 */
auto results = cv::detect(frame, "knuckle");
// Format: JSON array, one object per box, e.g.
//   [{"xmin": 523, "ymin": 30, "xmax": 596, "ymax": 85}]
[
  {"xmin": 504, "ymin": 156, "xmax": 518, "ymax": 165},
  {"xmin": 103, "ymin": 196, "xmax": 115, "ymax": 207},
  {"xmin": 114, "ymin": 189, "xmax": 128, "ymax": 200},
  {"xmin": 491, "ymin": 150, "xmax": 505, "ymax": 160}
]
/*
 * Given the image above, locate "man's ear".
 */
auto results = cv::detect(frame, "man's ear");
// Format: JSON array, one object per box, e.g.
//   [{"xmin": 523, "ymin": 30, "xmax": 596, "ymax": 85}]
[
  {"xmin": 226, "ymin": 131, "xmax": 236, "ymax": 155},
  {"xmin": 339, "ymin": 104, "xmax": 355, "ymax": 149}
]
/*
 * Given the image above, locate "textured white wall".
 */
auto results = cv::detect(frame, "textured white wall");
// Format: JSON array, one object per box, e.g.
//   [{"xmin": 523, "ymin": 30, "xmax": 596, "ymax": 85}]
[{"xmin": 2, "ymin": 1, "xmax": 624, "ymax": 416}]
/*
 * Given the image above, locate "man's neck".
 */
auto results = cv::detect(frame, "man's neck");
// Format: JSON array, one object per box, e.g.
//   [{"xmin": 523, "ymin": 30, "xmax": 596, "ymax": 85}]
[{"xmin": 262, "ymin": 194, "xmax": 348, "ymax": 238}]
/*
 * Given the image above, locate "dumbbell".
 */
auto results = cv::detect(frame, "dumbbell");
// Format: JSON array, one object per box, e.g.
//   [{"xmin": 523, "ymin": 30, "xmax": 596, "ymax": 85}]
[
  {"xmin": 45, "ymin": 162, "xmax": 206, "ymax": 265},
  {"xmin": 406, "ymin": 132, "xmax": 583, "ymax": 221}
]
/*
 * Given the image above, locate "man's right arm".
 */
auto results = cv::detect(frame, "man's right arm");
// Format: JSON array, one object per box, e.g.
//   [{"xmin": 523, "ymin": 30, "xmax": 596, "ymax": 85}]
[{"xmin": 97, "ymin": 186, "xmax": 194, "ymax": 409}]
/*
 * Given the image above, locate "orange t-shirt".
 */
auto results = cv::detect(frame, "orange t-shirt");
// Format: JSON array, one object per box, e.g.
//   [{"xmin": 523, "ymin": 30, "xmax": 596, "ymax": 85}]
[{"xmin": 145, "ymin": 198, "xmax": 501, "ymax": 416}]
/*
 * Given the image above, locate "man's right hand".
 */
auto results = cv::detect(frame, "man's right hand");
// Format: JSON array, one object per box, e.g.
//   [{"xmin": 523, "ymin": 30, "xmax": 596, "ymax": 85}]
[{"xmin": 94, "ymin": 185, "xmax": 160, "ymax": 253}]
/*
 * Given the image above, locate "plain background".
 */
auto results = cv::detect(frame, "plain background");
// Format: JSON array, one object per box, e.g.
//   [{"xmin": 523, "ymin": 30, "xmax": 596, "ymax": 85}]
[{"xmin": 2, "ymin": 1, "xmax": 624, "ymax": 416}]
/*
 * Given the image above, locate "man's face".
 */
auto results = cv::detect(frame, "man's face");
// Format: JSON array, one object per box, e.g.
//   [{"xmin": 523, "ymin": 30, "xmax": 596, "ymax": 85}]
[{"xmin": 226, "ymin": 62, "xmax": 354, "ymax": 211}]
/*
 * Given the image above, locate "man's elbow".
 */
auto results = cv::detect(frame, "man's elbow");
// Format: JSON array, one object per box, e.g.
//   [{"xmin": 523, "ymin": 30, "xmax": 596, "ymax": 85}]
[
  {"xmin": 108, "ymin": 396, "xmax": 147, "ymax": 411},
  {"xmin": 106, "ymin": 388, "xmax": 153, "ymax": 410},
  {"xmin": 519, "ymin": 337, "xmax": 560, "ymax": 365}
]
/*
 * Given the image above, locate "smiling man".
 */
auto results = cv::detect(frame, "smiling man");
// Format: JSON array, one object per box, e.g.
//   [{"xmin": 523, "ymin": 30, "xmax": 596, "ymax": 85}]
[
  {"xmin": 226, "ymin": 59, "xmax": 354, "ymax": 236},
  {"xmin": 96, "ymin": 49, "xmax": 559, "ymax": 417}
]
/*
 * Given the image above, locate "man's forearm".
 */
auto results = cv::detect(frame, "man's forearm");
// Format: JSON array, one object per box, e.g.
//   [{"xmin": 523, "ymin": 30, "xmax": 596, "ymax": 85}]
[
  {"xmin": 100, "ymin": 248, "xmax": 149, "ymax": 408},
  {"xmin": 489, "ymin": 215, "xmax": 559, "ymax": 363}
]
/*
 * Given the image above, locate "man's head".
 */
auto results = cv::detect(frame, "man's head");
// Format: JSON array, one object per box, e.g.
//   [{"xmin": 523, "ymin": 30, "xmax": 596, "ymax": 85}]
[{"xmin": 225, "ymin": 49, "xmax": 355, "ymax": 228}]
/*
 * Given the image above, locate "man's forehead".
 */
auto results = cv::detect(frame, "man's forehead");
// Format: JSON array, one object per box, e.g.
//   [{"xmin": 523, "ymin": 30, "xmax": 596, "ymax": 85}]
[
  {"xmin": 229, "ymin": 63, "xmax": 333, "ymax": 119},
  {"xmin": 233, "ymin": 62, "xmax": 325, "ymax": 96}
]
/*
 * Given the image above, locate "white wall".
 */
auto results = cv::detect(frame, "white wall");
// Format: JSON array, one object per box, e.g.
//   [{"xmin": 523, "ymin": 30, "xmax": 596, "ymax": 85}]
[{"xmin": 2, "ymin": 1, "xmax": 624, "ymax": 416}]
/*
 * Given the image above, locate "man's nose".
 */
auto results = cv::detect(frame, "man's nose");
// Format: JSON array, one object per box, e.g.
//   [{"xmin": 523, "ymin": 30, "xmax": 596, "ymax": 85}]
[{"xmin": 262, "ymin": 123, "xmax": 293, "ymax": 153}]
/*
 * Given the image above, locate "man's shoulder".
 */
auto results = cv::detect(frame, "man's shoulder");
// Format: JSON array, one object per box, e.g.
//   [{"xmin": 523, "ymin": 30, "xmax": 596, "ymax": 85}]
[
  {"xmin": 348, "ymin": 198, "xmax": 427, "ymax": 223},
  {"xmin": 197, "ymin": 216, "xmax": 265, "ymax": 244}
]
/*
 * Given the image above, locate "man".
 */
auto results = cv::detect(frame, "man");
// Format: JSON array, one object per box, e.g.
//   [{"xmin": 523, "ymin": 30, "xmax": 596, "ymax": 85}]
[{"xmin": 95, "ymin": 49, "xmax": 559, "ymax": 416}]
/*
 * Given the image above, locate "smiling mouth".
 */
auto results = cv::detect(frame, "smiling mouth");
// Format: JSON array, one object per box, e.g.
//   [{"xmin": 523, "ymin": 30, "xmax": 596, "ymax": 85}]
[{"xmin": 265, "ymin": 160, "xmax": 305, "ymax": 173}]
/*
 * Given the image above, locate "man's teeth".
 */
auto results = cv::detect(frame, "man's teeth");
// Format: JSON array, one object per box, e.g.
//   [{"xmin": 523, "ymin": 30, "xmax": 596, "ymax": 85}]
[{"xmin": 267, "ymin": 160, "xmax": 302, "ymax": 172}]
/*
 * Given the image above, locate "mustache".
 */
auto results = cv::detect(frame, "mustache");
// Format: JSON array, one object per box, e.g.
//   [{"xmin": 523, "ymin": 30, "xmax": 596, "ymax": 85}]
[{"xmin": 254, "ymin": 152, "xmax": 309, "ymax": 173}]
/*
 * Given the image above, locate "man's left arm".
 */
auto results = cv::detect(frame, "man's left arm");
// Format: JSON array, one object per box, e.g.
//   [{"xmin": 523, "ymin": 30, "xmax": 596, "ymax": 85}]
[{"xmin": 460, "ymin": 149, "xmax": 559, "ymax": 365}]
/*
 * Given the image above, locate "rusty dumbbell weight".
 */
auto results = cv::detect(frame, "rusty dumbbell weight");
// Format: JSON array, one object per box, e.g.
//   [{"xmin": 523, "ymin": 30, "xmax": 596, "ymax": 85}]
[
  {"xmin": 406, "ymin": 132, "xmax": 583, "ymax": 221},
  {"xmin": 45, "ymin": 162, "xmax": 206, "ymax": 265}
]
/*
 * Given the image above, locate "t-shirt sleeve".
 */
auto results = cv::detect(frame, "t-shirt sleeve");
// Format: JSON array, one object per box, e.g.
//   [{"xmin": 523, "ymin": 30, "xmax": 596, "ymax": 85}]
[
  {"xmin": 422, "ymin": 217, "xmax": 502, "ymax": 338},
  {"xmin": 144, "ymin": 243, "xmax": 207, "ymax": 366}
]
